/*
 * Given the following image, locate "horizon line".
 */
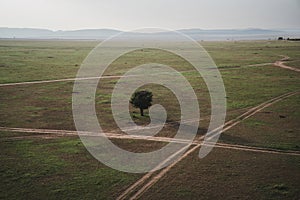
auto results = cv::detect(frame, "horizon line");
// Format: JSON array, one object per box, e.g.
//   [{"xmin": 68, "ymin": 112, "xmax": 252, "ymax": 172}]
[{"xmin": 1, "ymin": 27, "xmax": 300, "ymax": 32}]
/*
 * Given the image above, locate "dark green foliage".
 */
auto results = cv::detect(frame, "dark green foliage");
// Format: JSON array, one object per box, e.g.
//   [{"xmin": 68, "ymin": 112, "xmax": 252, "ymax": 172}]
[{"xmin": 130, "ymin": 90, "xmax": 153, "ymax": 116}]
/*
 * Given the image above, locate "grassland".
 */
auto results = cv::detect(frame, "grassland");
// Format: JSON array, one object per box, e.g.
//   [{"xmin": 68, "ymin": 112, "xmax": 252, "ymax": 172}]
[
  {"xmin": 220, "ymin": 94, "xmax": 300, "ymax": 151},
  {"xmin": 0, "ymin": 39, "xmax": 299, "ymax": 199},
  {"xmin": 140, "ymin": 148, "xmax": 300, "ymax": 200},
  {"xmin": 0, "ymin": 135, "xmax": 150, "ymax": 199}
]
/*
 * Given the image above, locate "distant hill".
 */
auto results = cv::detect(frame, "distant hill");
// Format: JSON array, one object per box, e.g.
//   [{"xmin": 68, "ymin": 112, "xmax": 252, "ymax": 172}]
[
  {"xmin": 176, "ymin": 28, "xmax": 300, "ymax": 40},
  {"xmin": 1, "ymin": 27, "xmax": 299, "ymax": 41},
  {"xmin": 0, "ymin": 28, "xmax": 122, "ymax": 40}
]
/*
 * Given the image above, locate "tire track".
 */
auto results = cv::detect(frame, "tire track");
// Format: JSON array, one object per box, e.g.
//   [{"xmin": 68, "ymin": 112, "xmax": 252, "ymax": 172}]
[
  {"xmin": 0, "ymin": 71, "xmax": 192, "ymax": 87},
  {"xmin": 124, "ymin": 144, "xmax": 201, "ymax": 200},
  {"xmin": 1, "ymin": 55, "xmax": 296, "ymax": 88},
  {"xmin": 0, "ymin": 92, "xmax": 298, "ymax": 199},
  {"xmin": 2, "ymin": 126, "xmax": 298, "ymax": 156},
  {"xmin": 210, "ymin": 142, "xmax": 300, "ymax": 156},
  {"xmin": 117, "ymin": 91, "xmax": 299, "ymax": 200},
  {"xmin": 0, "ymin": 75, "xmax": 133, "ymax": 87},
  {"xmin": 0, "ymin": 126, "xmax": 193, "ymax": 144},
  {"xmin": 116, "ymin": 144, "xmax": 191, "ymax": 200},
  {"xmin": 0, "ymin": 107, "xmax": 250, "ymax": 144},
  {"xmin": 203, "ymin": 91, "xmax": 298, "ymax": 141}
]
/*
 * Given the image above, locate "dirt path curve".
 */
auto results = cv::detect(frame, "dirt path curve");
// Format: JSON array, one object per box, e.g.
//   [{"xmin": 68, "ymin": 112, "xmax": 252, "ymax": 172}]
[
  {"xmin": 273, "ymin": 55, "xmax": 300, "ymax": 72},
  {"xmin": 116, "ymin": 91, "xmax": 299, "ymax": 200}
]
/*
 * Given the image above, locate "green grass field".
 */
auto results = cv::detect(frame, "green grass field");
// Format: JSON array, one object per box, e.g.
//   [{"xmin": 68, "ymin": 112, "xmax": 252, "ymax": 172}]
[
  {"xmin": 141, "ymin": 148, "xmax": 300, "ymax": 200},
  {"xmin": 0, "ymin": 39, "xmax": 299, "ymax": 199},
  {"xmin": 220, "ymin": 94, "xmax": 300, "ymax": 151}
]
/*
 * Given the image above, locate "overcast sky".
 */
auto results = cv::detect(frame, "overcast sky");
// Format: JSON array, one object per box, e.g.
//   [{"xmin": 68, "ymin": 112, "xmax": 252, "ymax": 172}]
[{"xmin": 1, "ymin": 0, "xmax": 300, "ymax": 31}]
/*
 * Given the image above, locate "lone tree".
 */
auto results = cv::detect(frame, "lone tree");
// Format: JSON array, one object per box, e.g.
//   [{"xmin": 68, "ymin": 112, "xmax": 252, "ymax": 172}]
[
  {"xmin": 278, "ymin": 37, "xmax": 284, "ymax": 40},
  {"xmin": 130, "ymin": 90, "xmax": 153, "ymax": 116}
]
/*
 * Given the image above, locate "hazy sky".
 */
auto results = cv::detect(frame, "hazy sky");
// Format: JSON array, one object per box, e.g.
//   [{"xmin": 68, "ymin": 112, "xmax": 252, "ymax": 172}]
[{"xmin": 1, "ymin": 0, "xmax": 300, "ymax": 30}]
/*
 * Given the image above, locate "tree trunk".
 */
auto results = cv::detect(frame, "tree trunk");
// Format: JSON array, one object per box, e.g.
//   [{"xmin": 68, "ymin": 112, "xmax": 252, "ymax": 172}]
[{"xmin": 140, "ymin": 108, "xmax": 144, "ymax": 116}]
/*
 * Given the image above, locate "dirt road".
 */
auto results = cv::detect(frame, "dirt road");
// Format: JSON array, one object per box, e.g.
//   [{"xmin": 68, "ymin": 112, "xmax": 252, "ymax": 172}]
[
  {"xmin": 0, "ymin": 71, "xmax": 192, "ymax": 87},
  {"xmin": 1, "ymin": 55, "xmax": 298, "ymax": 87},
  {"xmin": 1, "ymin": 91, "xmax": 299, "ymax": 200},
  {"xmin": 116, "ymin": 90, "xmax": 299, "ymax": 200}
]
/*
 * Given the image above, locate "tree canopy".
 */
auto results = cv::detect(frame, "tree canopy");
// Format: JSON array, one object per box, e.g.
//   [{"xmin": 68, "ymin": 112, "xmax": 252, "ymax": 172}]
[{"xmin": 130, "ymin": 90, "xmax": 153, "ymax": 116}]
